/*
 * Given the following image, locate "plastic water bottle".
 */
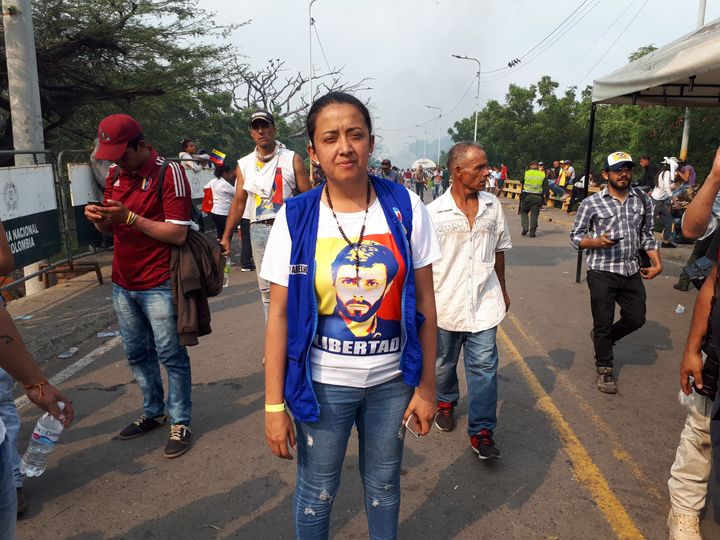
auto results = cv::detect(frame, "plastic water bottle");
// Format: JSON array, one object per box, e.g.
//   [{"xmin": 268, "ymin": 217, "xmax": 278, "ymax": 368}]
[
  {"xmin": 223, "ymin": 259, "xmax": 231, "ymax": 288},
  {"xmin": 20, "ymin": 403, "xmax": 65, "ymax": 477}
]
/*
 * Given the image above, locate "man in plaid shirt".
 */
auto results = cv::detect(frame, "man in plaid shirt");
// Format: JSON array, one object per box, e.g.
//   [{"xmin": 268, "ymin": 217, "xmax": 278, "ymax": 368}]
[{"xmin": 570, "ymin": 151, "xmax": 662, "ymax": 393}]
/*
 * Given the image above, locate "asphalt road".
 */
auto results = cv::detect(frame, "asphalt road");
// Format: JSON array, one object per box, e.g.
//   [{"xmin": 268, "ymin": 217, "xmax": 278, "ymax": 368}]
[{"xmin": 13, "ymin": 196, "xmax": 720, "ymax": 539}]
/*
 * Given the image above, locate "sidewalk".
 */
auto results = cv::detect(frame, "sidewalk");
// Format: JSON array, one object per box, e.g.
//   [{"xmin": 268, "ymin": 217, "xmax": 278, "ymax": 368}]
[{"xmin": 7, "ymin": 251, "xmax": 116, "ymax": 365}]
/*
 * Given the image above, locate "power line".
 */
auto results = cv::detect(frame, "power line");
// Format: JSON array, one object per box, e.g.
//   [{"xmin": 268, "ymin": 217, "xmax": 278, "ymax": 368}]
[
  {"xmin": 575, "ymin": 0, "xmax": 650, "ymax": 87},
  {"xmin": 312, "ymin": 20, "xmax": 333, "ymax": 74},
  {"xmin": 557, "ymin": 0, "xmax": 640, "ymax": 81}
]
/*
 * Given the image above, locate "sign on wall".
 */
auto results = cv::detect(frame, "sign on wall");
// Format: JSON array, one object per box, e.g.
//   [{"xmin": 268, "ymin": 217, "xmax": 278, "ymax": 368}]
[{"xmin": 0, "ymin": 165, "xmax": 61, "ymax": 268}]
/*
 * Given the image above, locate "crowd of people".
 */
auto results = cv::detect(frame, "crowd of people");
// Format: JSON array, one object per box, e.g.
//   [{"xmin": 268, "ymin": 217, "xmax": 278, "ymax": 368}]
[{"xmin": 0, "ymin": 87, "xmax": 718, "ymax": 540}]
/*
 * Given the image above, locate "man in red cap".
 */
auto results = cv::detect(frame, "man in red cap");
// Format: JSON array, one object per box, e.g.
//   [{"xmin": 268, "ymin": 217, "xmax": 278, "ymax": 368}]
[{"xmin": 85, "ymin": 114, "xmax": 195, "ymax": 458}]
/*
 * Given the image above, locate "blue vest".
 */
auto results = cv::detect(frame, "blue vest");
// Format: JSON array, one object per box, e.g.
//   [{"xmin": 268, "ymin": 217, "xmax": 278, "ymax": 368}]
[{"xmin": 283, "ymin": 176, "xmax": 425, "ymax": 422}]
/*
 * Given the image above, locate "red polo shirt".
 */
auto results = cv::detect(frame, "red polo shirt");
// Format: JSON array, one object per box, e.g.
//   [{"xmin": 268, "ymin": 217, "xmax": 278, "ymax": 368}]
[{"xmin": 103, "ymin": 147, "xmax": 192, "ymax": 290}]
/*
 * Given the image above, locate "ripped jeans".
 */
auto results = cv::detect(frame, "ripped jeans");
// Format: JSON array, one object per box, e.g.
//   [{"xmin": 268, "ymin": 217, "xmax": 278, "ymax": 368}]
[{"xmin": 293, "ymin": 376, "xmax": 413, "ymax": 540}]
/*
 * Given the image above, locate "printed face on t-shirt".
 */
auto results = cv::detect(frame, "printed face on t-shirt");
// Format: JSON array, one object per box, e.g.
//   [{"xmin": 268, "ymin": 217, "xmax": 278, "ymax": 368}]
[
  {"xmin": 335, "ymin": 261, "xmax": 389, "ymax": 323},
  {"xmin": 317, "ymin": 236, "xmax": 403, "ymax": 342}
]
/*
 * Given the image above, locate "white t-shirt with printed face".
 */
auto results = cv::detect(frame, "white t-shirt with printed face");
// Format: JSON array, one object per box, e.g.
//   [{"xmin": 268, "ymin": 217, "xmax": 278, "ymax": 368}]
[{"xmin": 261, "ymin": 188, "xmax": 441, "ymax": 388}]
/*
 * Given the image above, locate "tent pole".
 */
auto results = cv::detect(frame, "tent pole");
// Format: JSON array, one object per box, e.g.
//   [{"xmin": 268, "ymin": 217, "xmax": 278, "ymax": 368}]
[{"xmin": 576, "ymin": 102, "xmax": 597, "ymax": 284}]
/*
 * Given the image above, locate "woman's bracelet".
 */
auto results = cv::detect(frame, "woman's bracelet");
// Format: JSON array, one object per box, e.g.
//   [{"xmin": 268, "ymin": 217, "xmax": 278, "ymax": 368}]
[
  {"xmin": 265, "ymin": 403, "xmax": 286, "ymax": 413},
  {"xmin": 23, "ymin": 379, "xmax": 49, "ymax": 398}
]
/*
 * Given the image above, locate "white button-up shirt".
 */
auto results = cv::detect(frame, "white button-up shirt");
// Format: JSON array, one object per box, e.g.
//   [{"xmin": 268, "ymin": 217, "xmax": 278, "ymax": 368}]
[{"xmin": 426, "ymin": 189, "xmax": 512, "ymax": 332}]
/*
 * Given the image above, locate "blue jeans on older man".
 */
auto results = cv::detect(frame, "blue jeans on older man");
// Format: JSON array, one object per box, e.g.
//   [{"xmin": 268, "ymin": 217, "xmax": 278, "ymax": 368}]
[
  {"xmin": 112, "ymin": 282, "xmax": 191, "ymax": 426},
  {"xmin": 293, "ymin": 376, "xmax": 413, "ymax": 540},
  {"xmin": 435, "ymin": 326, "xmax": 499, "ymax": 437}
]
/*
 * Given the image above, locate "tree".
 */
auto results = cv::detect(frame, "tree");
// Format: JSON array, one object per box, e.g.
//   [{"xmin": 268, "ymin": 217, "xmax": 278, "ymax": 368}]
[{"xmin": 0, "ymin": 0, "xmax": 239, "ymax": 154}]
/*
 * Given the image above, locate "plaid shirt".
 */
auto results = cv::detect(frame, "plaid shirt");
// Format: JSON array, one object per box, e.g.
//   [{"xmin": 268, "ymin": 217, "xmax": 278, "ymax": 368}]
[{"xmin": 570, "ymin": 187, "xmax": 659, "ymax": 276}]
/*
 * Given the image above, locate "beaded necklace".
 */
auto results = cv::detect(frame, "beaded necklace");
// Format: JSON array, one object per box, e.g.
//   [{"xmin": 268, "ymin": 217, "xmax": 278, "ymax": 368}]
[{"xmin": 324, "ymin": 178, "xmax": 372, "ymax": 278}]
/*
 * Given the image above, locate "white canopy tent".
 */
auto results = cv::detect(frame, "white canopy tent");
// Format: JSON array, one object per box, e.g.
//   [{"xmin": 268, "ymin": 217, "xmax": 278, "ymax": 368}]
[
  {"xmin": 592, "ymin": 18, "xmax": 720, "ymax": 107},
  {"xmin": 575, "ymin": 18, "xmax": 720, "ymax": 282},
  {"xmin": 411, "ymin": 158, "xmax": 437, "ymax": 170}
]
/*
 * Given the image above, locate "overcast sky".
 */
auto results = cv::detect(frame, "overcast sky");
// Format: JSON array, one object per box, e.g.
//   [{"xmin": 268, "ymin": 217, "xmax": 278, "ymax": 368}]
[{"xmin": 205, "ymin": 0, "xmax": 719, "ymax": 166}]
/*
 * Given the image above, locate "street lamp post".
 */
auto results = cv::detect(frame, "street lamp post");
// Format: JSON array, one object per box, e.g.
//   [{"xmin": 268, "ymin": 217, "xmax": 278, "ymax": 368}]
[
  {"xmin": 414, "ymin": 125, "xmax": 428, "ymax": 160},
  {"xmin": 308, "ymin": 0, "xmax": 318, "ymax": 108},
  {"xmin": 452, "ymin": 54, "xmax": 481, "ymax": 142},
  {"xmin": 426, "ymin": 105, "xmax": 442, "ymax": 165},
  {"xmin": 407, "ymin": 135, "xmax": 419, "ymax": 166}
]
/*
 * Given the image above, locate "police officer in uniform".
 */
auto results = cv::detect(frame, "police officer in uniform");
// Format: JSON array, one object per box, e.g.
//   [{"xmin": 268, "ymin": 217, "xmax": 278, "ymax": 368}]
[{"xmin": 519, "ymin": 161, "xmax": 548, "ymax": 237}]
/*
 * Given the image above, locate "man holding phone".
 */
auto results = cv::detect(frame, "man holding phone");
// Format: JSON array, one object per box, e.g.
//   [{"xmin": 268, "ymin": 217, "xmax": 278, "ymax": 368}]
[
  {"xmin": 84, "ymin": 114, "xmax": 195, "ymax": 458},
  {"xmin": 571, "ymin": 151, "xmax": 662, "ymax": 393}
]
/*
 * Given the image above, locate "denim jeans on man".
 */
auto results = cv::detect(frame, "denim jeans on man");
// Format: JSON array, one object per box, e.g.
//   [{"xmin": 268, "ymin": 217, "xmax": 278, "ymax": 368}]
[
  {"xmin": 0, "ymin": 437, "xmax": 17, "ymax": 540},
  {"xmin": 293, "ymin": 376, "xmax": 413, "ymax": 540},
  {"xmin": 0, "ymin": 369, "xmax": 21, "ymax": 489},
  {"xmin": 112, "ymin": 282, "xmax": 191, "ymax": 425},
  {"xmin": 436, "ymin": 326, "xmax": 498, "ymax": 436},
  {"xmin": 250, "ymin": 222, "xmax": 272, "ymax": 321}
]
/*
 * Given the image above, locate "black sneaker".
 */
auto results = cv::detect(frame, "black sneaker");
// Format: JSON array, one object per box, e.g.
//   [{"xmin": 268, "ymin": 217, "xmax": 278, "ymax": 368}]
[
  {"xmin": 521, "ymin": 229, "xmax": 528, "ymax": 236},
  {"xmin": 471, "ymin": 429, "xmax": 500, "ymax": 460},
  {"xmin": 118, "ymin": 413, "xmax": 167, "ymax": 440},
  {"xmin": 434, "ymin": 401, "xmax": 455, "ymax": 432},
  {"xmin": 673, "ymin": 282, "xmax": 689, "ymax": 292},
  {"xmin": 596, "ymin": 368, "xmax": 617, "ymax": 394},
  {"xmin": 164, "ymin": 424, "xmax": 192, "ymax": 458},
  {"xmin": 528, "ymin": 231, "xmax": 536, "ymax": 238},
  {"xmin": 662, "ymin": 241, "xmax": 677, "ymax": 248}
]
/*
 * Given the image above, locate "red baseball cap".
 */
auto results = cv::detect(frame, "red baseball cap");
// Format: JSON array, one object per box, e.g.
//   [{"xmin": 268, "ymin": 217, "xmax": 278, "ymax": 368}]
[{"xmin": 96, "ymin": 114, "xmax": 143, "ymax": 161}]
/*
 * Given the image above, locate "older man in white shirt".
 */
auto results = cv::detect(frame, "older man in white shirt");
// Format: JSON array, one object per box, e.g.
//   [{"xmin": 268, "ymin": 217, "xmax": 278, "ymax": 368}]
[{"xmin": 426, "ymin": 142, "xmax": 511, "ymax": 460}]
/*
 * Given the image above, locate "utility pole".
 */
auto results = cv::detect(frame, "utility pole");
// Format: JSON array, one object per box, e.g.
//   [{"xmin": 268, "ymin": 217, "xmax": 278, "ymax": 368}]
[
  {"xmin": 426, "ymin": 105, "xmax": 443, "ymax": 165},
  {"xmin": 3, "ymin": 0, "xmax": 47, "ymax": 295},
  {"xmin": 679, "ymin": 0, "xmax": 707, "ymax": 161},
  {"xmin": 452, "ymin": 54, "xmax": 481, "ymax": 142},
  {"xmin": 415, "ymin": 125, "xmax": 428, "ymax": 160}
]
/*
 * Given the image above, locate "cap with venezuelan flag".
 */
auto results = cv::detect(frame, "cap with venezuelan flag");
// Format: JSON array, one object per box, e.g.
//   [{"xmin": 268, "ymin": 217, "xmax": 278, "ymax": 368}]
[{"xmin": 208, "ymin": 149, "xmax": 226, "ymax": 166}]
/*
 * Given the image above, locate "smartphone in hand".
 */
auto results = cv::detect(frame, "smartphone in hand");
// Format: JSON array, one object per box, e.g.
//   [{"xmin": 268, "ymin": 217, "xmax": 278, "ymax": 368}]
[{"xmin": 404, "ymin": 413, "xmax": 421, "ymax": 439}]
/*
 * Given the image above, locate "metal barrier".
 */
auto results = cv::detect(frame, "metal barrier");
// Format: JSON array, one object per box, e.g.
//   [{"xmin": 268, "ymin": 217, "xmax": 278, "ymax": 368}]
[
  {"xmin": 0, "ymin": 149, "xmax": 107, "ymax": 293},
  {"xmin": 0, "ymin": 152, "xmax": 219, "ymax": 294}
]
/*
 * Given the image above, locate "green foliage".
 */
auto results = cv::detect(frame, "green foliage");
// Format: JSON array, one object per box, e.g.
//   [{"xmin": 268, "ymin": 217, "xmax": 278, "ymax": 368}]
[{"xmin": 448, "ymin": 74, "xmax": 720, "ymax": 181}]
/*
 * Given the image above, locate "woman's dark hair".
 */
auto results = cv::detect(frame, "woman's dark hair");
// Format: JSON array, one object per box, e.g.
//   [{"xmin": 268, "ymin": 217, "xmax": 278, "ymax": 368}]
[
  {"xmin": 306, "ymin": 91, "xmax": 372, "ymax": 146},
  {"xmin": 213, "ymin": 161, "xmax": 235, "ymax": 178},
  {"xmin": 180, "ymin": 138, "xmax": 194, "ymax": 150}
]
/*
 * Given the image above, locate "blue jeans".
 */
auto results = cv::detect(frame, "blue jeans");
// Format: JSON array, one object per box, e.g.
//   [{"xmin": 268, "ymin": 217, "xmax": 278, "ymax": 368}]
[
  {"xmin": 548, "ymin": 181, "xmax": 565, "ymax": 199},
  {"xmin": 294, "ymin": 377, "xmax": 413, "ymax": 540},
  {"xmin": 436, "ymin": 326, "xmax": 499, "ymax": 436},
  {"xmin": 250, "ymin": 222, "xmax": 272, "ymax": 322},
  {"xmin": 112, "ymin": 282, "xmax": 191, "ymax": 425},
  {"xmin": 0, "ymin": 370, "xmax": 20, "ymax": 488},
  {"xmin": 0, "ymin": 438, "xmax": 16, "ymax": 540}
]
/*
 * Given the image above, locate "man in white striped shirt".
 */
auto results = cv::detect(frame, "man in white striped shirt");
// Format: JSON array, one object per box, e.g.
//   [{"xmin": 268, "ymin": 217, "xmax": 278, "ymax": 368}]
[{"xmin": 85, "ymin": 114, "xmax": 195, "ymax": 458}]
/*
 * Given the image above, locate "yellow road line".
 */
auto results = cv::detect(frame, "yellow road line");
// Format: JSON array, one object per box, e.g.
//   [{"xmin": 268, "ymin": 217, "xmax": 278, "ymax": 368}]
[
  {"xmin": 497, "ymin": 327, "xmax": 645, "ymax": 540},
  {"xmin": 506, "ymin": 313, "xmax": 664, "ymax": 505}
]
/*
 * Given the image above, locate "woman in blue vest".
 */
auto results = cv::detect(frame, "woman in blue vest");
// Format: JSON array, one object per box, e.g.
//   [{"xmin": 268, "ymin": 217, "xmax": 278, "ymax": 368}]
[{"xmin": 259, "ymin": 91, "xmax": 441, "ymax": 539}]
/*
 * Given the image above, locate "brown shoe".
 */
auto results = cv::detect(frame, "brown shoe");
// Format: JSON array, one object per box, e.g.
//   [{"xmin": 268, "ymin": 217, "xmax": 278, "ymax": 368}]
[{"xmin": 596, "ymin": 368, "xmax": 617, "ymax": 394}]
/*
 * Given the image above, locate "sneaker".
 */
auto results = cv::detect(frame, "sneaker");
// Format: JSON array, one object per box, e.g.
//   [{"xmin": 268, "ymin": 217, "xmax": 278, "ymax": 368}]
[
  {"xmin": 667, "ymin": 509, "xmax": 702, "ymax": 540},
  {"xmin": 16, "ymin": 487, "xmax": 26, "ymax": 517},
  {"xmin": 164, "ymin": 424, "xmax": 192, "ymax": 458},
  {"xmin": 470, "ymin": 429, "xmax": 500, "ymax": 460},
  {"xmin": 434, "ymin": 401, "xmax": 455, "ymax": 432},
  {"xmin": 596, "ymin": 368, "xmax": 617, "ymax": 394},
  {"xmin": 528, "ymin": 231, "xmax": 536, "ymax": 238},
  {"xmin": 662, "ymin": 241, "xmax": 678, "ymax": 248},
  {"xmin": 118, "ymin": 413, "xmax": 168, "ymax": 440},
  {"xmin": 240, "ymin": 267, "xmax": 254, "ymax": 272},
  {"xmin": 673, "ymin": 282, "xmax": 689, "ymax": 292},
  {"xmin": 521, "ymin": 229, "xmax": 528, "ymax": 236}
]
